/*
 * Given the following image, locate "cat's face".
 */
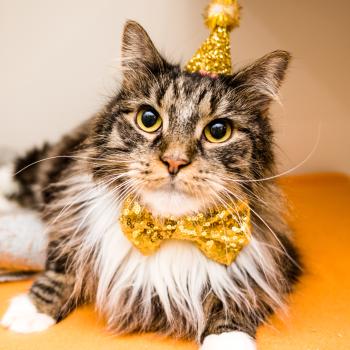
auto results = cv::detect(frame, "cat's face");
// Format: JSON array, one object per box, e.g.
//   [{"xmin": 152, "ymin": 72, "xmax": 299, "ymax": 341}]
[{"xmin": 92, "ymin": 21, "xmax": 290, "ymax": 217}]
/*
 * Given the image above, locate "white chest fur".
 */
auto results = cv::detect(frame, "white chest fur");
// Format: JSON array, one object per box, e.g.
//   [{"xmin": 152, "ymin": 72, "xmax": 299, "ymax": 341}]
[{"xmin": 72, "ymin": 176, "xmax": 282, "ymax": 337}]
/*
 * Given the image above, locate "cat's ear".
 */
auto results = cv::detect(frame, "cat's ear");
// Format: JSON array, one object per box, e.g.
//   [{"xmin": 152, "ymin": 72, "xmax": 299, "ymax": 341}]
[
  {"xmin": 231, "ymin": 50, "xmax": 291, "ymax": 114},
  {"xmin": 121, "ymin": 20, "xmax": 168, "ymax": 75}
]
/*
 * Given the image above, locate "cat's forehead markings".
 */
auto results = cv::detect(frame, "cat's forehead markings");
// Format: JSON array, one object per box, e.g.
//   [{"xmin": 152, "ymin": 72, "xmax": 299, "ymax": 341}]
[
  {"xmin": 160, "ymin": 80, "xmax": 176, "ymax": 110},
  {"xmin": 197, "ymin": 89, "xmax": 212, "ymax": 118},
  {"xmin": 177, "ymin": 76, "xmax": 192, "ymax": 102},
  {"xmin": 209, "ymin": 93, "xmax": 231, "ymax": 117},
  {"xmin": 157, "ymin": 78, "xmax": 192, "ymax": 123},
  {"xmin": 149, "ymin": 85, "xmax": 160, "ymax": 105},
  {"xmin": 157, "ymin": 76, "xmax": 223, "ymax": 125}
]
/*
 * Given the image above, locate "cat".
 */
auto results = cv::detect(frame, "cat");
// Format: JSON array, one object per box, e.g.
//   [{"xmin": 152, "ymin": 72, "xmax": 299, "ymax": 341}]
[{"xmin": 0, "ymin": 21, "xmax": 300, "ymax": 350}]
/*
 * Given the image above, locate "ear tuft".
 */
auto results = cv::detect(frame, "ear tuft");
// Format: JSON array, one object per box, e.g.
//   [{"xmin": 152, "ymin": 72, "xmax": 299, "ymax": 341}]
[
  {"xmin": 121, "ymin": 20, "xmax": 167, "ymax": 73},
  {"xmin": 232, "ymin": 50, "xmax": 291, "ymax": 112}
]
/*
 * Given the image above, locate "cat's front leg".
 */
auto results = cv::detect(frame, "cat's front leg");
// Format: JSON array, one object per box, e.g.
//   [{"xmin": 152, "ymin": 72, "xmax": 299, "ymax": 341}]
[
  {"xmin": 1, "ymin": 241, "xmax": 77, "ymax": 333},
  {"xmin": 1, "ymin": 270, "xmax": 75, "ymax": 333},
  {"xmin": 199, "ymin": 296, "xmax": 259, "ymax": 350}
]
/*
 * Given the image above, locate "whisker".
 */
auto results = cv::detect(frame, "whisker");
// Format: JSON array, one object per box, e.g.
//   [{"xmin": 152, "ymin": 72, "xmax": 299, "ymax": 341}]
[
  {"xmin": 13, "ymin": 154, "xmax": 136, "ymax": 177},
  {"xmin": 206, "ymin": 124, "xmax": 321, "ymax": 185},
  {"xmin": 220, "ymin": 187, "xmax": 301, "ymax": 269}
]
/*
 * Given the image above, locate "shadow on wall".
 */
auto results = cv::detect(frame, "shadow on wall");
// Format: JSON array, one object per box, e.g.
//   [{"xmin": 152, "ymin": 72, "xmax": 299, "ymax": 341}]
[{"xmin": 234, "ymin": 0, "xmax": 349, "ymax": 174}]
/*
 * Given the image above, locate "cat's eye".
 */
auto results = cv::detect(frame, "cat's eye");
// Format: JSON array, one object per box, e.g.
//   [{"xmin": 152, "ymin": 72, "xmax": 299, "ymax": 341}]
[
  {"xmin": 136, "ymin": 108, "xmax": 162, "ymax": 133},
  {"xmin": 204, "ymin": 119, "xmax": 232, "ymax": 143}
]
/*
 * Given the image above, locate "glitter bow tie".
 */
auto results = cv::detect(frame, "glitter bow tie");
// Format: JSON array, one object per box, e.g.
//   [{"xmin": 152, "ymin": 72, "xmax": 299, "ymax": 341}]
[{"xmin": 119, "ymin": 198, "xmax": 251, "ymax": 265}]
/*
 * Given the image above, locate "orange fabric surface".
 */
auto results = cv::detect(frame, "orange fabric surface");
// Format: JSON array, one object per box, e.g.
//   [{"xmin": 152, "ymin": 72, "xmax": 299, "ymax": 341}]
[{"xmin": 0, "ymin": 173, "xmax": 349, "ymax": 350}]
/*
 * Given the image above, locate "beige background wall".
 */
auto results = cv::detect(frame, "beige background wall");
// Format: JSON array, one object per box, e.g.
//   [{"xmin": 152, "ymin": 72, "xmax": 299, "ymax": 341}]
[{"xmin": 0, "ymin": 0, "xmax": 349, "ymax": 174}]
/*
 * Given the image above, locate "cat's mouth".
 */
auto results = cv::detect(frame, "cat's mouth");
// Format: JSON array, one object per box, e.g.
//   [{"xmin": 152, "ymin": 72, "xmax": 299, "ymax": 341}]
[
  {"xmin": 133, "ymin": 166, "xmax": 213, "ymax": 217},
  {"xmin": 138, "ymin": 186, "xmax": 204, "ymax": 218},
  {"xmin": 138, "ymin": 173, "xmax": 191, "ymax": 196},
  {"xmin": 159, "ymin": 180, "xmax": 182, "ymax": 192}
]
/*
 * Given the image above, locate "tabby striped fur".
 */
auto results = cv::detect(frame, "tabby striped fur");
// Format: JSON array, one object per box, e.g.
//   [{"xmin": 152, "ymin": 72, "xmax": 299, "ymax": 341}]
[{"xmin": 2, "ymin": 21, "xmax": 300, "ymax": 346}]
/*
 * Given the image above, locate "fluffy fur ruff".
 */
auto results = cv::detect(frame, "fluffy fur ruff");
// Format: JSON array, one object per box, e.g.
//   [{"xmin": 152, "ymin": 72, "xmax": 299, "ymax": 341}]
[{"xmin": 1, "ymin": 21, "xmax": 301, "ymax": 346}]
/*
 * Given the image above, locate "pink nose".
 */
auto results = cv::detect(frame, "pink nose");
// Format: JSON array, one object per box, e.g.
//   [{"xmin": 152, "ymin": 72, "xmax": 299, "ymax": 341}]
[{"xmin": 161, "ymin": 156, "xmax": 190, "ymax": 175}]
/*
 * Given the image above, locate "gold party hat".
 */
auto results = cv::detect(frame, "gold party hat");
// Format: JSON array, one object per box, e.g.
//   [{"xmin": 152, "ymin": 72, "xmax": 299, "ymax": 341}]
[{"xmin": 185, "ymin": 0, "xmax": 240, "ymax": 75}]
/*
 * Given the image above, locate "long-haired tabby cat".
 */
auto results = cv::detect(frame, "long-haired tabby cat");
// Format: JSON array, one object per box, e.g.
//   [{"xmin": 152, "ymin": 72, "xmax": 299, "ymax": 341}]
[{"xmin": 1, "ymin": 21, "xmax": 300, "ymax": 349}]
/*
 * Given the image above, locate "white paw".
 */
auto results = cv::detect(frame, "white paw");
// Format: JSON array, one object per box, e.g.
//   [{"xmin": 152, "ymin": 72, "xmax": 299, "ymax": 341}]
[
  {"xmin": 201, "ymin": 331, "xmax": 256, "ymax": 350},
  {"xmin": 1, "ymin": 294, "xmax": 55, "ymax": 333}
]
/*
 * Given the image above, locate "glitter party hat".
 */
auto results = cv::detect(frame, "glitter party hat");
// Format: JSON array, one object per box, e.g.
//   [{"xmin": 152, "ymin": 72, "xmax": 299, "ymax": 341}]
[{"xmin": 185, "ymin": 0, "xmax": 240, "ymax": 75}]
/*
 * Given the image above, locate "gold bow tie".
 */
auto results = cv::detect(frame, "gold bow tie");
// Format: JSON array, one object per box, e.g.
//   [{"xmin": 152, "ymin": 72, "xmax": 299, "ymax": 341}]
[{"xmin": 119, "ymin": 198, "xmax": 251, "ymax": 265}]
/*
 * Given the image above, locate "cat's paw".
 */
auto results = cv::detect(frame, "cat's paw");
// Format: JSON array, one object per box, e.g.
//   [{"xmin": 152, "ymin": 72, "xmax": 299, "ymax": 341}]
[
  {"xmin": 201, "ymin": 331, "xmax": 256, "ymax": 350},
  {"xmin": 1, "ymin": 294, "xmax": 55, "ymax": 333}
]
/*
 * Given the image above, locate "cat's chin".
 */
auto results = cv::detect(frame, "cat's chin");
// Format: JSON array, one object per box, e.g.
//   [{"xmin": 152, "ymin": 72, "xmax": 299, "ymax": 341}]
[{"xmin": 140, "ymin": 189, "xmax": 204, "ymax": 218}]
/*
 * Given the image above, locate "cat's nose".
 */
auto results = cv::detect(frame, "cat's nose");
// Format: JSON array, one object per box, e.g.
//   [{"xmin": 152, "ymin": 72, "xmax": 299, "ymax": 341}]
[{"xmin": 160, "ymin": 156, "xmax": 190, "ymax": 175}]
